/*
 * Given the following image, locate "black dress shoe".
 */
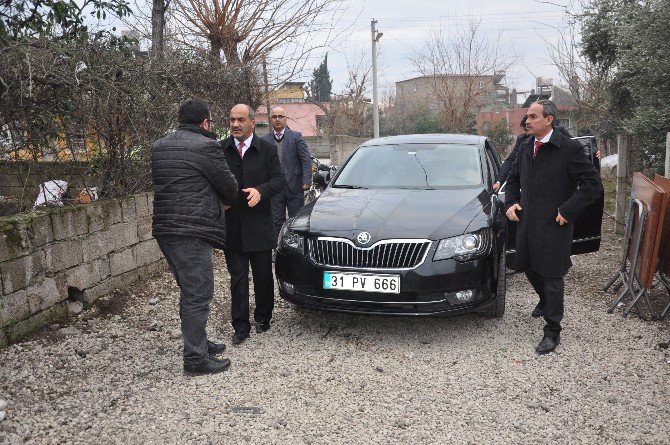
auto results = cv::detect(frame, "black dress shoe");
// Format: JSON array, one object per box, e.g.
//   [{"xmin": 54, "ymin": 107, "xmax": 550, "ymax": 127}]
[
  {"xmin": 531, "ymin": 304, "xmax": 544, "ymax": 318},
  {"xmin": 207, "ymin": 340, "xmax": 226, "ymax": 355},
  {"xmin": 232, "ymin": 331, "xmax": 250, "ymax": 345},
  {"xmin": 536, "ymin": 336, "xmax": 560, "ymax": 355},
  {"xmin": 184, "ymin": 356, "xmax": 231, "ymax": 376},
  {"xmin": 256, "ymin": 321, "xmax": 271, "ymax": 333}
]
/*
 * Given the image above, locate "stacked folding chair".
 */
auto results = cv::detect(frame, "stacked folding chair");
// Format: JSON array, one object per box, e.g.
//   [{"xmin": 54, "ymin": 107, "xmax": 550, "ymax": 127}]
[
  {"xmin": 651, "ymin": 175, "xmax": 670, "ymax": 318},
  {"xmin": 603, "ymin": 173, "xmax": 669, "ymax": 319}
]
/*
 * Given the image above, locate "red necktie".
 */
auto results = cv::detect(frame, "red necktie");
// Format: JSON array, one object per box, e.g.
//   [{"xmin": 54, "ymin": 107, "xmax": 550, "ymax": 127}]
[
  {"xmin": 533, "ymin": 141, "xmax": 542, "ymax": 158},
  {"xmin": 238, "ymin": 141, "xmax": 244, "ymax": 159}
]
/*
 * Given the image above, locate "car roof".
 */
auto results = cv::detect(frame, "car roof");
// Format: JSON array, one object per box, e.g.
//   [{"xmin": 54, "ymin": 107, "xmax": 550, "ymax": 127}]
[{"xmin": 359, "ymin": 134, "xmax": 486, "ymax": 147}]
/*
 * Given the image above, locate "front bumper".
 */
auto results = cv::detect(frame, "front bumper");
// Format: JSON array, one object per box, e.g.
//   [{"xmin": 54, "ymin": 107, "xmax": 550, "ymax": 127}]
[{"xmin": 275, "ymin": 248, "xmax": 497, "ymax": 316}]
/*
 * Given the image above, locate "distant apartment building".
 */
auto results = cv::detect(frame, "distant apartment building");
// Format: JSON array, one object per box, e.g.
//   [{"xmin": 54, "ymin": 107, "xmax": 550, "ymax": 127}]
[
  {"xmin": 395, "ymin": 71, "xmax": 514, "ymax": 113},
  {"xmin": 268, "ymin": 81, "xmax": 308, "ymax": 104},
  {"xmin": 477, "ymin": 78, "xmax": 582, "ymax": 146}
]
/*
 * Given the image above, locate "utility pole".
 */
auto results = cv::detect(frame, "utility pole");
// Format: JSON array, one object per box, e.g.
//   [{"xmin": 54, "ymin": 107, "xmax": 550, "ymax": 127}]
[
  {"xmin": 665, "ymin": 132, "xmax": 670, "ymax": 177},
  {"xmin": 615, "ymin": 135, "xmax": 629, "ymax": 235},
  {"xmin": 262, "ymin": 58, "xmax": 271, "ymax": 131},
  {"xmin": 371, "ymin": 19, "xmax": 382, "ymax": 139}
]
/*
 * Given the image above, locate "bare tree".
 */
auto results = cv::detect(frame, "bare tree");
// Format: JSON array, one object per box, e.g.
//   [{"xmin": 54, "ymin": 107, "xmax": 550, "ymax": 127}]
[
  {"xmin": 323, "ymin": 51, "xmax": 373, "ymax": 138},
  {"xmin": 151, "ymin": 0, "xmax": 170, "ymax": 58},
  {"xmin": 542, "ymin": 10, "xmax": 616, "ymax": 143},
  {"xmin": 171, "ymin": 0, "xmax": 347, "ymax": 69},
  {"xmin": 406, "ymin": 18, "xmax": 515, "ymax": 133}
]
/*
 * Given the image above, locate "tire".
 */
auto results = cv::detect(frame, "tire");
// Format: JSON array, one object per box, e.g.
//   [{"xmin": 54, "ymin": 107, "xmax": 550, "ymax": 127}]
[{"xmin": 488, "ymin": 246, "xmax": 506, "ymax": 318}]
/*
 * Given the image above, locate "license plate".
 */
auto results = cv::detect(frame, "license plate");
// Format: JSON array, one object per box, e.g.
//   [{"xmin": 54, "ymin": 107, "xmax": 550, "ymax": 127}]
[{"xmin": 323, "ymin": 272, "xmax": 400, "ymax": 294}]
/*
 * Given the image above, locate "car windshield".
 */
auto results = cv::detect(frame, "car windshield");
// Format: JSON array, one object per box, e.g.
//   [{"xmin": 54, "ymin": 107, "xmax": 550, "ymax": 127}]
[{"xmin": 333, "ymin": 143, "xmax": 482, "ymax": 189}]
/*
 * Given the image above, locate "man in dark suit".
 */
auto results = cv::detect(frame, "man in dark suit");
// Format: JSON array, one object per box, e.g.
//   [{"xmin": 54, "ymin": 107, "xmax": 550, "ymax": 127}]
[
  {"xmin": 505, "ymin": 100, "xmax": 602, "ymax": 354},
  {"xmin": 221, "ymin": 104, "xmax": 284, "ymax": 345},
  {"xmin": 493, "ymin": 116, "xmax": 530, "ymax": 193},
  {"xmin": 261, "ymin": 106, "xmax": 312, "ymax": 239},
  {"xmin": 152, "ymin": 98, "xmax": 238, "ymax": 375}
]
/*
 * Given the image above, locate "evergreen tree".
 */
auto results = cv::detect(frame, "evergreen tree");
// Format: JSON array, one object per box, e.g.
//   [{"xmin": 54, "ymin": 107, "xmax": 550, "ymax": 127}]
[
  {"xmin": 580, "ymin": 0, "xmax": 670, "ymax": 172},
  {"xmin": 309, "ymin": 54, "xmax": 332, "ymax": 102}
]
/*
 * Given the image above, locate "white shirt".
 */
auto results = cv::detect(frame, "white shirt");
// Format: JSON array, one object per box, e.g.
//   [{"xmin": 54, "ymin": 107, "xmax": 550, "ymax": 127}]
[
  {"xmin": 235, "ymin": 134, "xmax": 254, "ymax": 157},
  {"xmin": 534, "ymin": 129, "xmax": 554, "ymax": 146},
  {"xmin": 274, "ymin": 128, "xmax": 285, "ymax": 139}
]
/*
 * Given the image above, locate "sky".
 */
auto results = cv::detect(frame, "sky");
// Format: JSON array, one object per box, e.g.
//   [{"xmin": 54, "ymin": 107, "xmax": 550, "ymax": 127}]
[
  {"xmin": 295, "ymin": 0, "xmax": 581, "ymax": 103},
  {"xmin": 117, "ymin": 0, "xmax": 582, "ymax": 104}
]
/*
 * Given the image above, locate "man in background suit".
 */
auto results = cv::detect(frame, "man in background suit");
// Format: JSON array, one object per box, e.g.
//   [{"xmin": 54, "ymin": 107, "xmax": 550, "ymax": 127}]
[
  {"xmin": 221, "ymin": 104, "xmax": 284, "ymax": 345},
  {"xmin": 493, "ymin": 116, "xmax": 530, "ymax": 193},
  {"xmin": 261, "ymin": 106, "xmax": 312, "ymax": 239}
]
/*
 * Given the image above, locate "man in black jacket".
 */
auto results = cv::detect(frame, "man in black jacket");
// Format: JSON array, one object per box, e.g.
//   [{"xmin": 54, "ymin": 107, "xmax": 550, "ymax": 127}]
[
  {"xmin": 505, "ymin": 100, "xmax": 602, "ymax": 355},
  {"xmin": 152, "ymin": 98, "xmax": 238, "ymax": 375},
  {"xmin": 221, "ymin": 104, "xmax": 284, "ymax": 345}
]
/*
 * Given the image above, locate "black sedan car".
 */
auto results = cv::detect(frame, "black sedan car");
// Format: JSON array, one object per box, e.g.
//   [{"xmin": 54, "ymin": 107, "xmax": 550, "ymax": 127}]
[{"xmin": 275, "ymin": 134, "xmax": 603, "ymax": 317}]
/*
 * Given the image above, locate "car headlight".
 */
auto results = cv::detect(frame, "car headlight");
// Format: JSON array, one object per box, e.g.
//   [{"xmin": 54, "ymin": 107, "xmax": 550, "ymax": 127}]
[
  {"xmin": 278, "ymin": 224, "xmax": 304, "ymax": 253},
  {"xmin": 433, "ymin": 229, "xmax": 491, "ymax": 262}
]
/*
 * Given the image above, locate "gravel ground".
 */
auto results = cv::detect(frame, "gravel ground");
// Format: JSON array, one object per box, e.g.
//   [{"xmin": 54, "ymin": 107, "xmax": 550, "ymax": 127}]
[{"xmin": 1, "ymin": 219, "xmax": 669, "ymax": 445}]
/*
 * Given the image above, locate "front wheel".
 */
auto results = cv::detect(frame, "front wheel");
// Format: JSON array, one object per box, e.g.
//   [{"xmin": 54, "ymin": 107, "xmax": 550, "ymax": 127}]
[{"xmin": 488, "ymin": 246, "xmax": 506, "ymax": 318}]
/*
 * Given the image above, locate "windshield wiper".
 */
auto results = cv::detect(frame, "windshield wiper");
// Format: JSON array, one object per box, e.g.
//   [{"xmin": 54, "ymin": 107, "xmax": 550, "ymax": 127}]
[{"xmin": 332, "ymin": 184, "xmax": 365, "ymax": 189}]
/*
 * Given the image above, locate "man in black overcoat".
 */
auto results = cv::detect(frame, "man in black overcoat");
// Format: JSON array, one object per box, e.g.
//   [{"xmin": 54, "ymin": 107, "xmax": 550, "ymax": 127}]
[
  {"xmin": 221, "ymin": 104, "xmax": 285, "ymax": 345},
  {"xmin": 505, "ymin": 100, "xmax": 602, "ymax": 354}
]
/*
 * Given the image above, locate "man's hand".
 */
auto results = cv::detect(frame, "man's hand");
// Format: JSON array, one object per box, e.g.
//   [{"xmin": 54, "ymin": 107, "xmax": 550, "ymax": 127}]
[
  {"xmin": 506, "ymin": 203, "xmax": 522, "ymax": 221},
  {"xmin": 302, "ymin": 184, "xmax": 310, "ymax": 191},
  {"xmin": 595, "ymin": 150, "xmax": 601, "ymax": 160},
  {"xmin": 243, "ymin": 187, "xmax": 261, "ymax": 207},
  {"xmin": 492, "ymin": 182, "xmax": 500, "ymax": 193},
  {"xmin": 224, "ymin": 205, "xmax": 231, "ymax": 210},
  {"xmin": 556, "ymin": 210, "xmax": 568, "ymax": 225}
]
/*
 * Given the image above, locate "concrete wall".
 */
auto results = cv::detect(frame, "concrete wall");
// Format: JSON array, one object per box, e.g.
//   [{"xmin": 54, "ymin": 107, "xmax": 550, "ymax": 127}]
[
  {"xmin": 305, "ymin": 137, "xmax": 331, "ymax": 159},
  {"xmin": 0, "ymin": 192, "xmax": 163, "ymax": 347},
  {"xmin": 247, "ymin": 134, "xmax": 365, "ymax": 164},
  {"xmin": 330, "ymin": 135, "xmax": 369, "ymax": 166}
]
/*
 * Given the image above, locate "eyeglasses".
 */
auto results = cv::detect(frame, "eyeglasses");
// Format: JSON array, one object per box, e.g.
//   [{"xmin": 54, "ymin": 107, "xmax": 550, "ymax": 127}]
[{"xmin": 270, "ymin": 115, "xmax": 286, "ymax": 120}]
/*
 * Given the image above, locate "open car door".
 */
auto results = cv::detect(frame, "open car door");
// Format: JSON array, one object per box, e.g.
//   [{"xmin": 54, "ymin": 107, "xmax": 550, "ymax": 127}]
[{"xmin": 500, "ymin": 136, "xmax": 605, "ymax": 265}]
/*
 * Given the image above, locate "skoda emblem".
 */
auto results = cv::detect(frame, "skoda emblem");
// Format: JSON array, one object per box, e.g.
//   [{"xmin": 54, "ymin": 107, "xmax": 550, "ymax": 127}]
[{"xmin": 357, "ymin": 231, "xmax": 371, "ymax": 245}]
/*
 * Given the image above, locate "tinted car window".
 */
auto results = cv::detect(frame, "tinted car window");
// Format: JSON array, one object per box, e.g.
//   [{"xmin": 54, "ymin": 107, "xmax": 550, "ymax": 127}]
[{"xmin": 333, "ymin": 144, "xmax": 482, "ymax": 189}]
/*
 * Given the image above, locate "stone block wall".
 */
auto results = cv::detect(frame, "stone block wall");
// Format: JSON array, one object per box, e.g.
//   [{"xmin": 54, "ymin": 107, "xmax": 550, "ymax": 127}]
[
  {"xmin": 0, "ymin": 161, "xmax": 96, "ymax": 201},
  {"xmin": 0, "ymin": 161, "xmax": 98, "ymax": 216},
  {"xmin": 0, "ymin": 192, "xmax": 163, "ymax": 347}
]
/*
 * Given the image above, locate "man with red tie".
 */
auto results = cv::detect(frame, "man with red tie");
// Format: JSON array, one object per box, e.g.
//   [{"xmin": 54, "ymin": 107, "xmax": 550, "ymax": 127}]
[
  {"xmin": 505, "ymin": 100, "xmax": 602, "ymax": 354},
  {"xmin": 221, "ymin": 104, "xmax": 284, "ymax": 345}
]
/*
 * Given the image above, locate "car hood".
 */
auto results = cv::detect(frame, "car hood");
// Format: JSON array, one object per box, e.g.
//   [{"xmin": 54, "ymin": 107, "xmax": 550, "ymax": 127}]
[{"xmin": 291, "ymin": 187, "xmax": 490, "ymax": 242}]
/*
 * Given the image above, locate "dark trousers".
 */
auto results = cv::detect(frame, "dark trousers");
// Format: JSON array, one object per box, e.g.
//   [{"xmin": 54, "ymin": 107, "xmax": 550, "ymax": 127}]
[
  {"xmin": 272, "ymin": 188, "xmax": 305, "ymax": 239},
  {"xmin": 525, "ymin": 270, "xmax": 564, "ymax": 337},
  {"xmin": 224, "ymin": 249, "xmax": 274, "ymax": 334},
  {"xmin": 156, "ymin": 236, "xmax": 214, "ymax": 366}
]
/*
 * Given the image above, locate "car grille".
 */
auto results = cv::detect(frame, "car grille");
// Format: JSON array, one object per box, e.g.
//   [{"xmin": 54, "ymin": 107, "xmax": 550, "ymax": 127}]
[{"xmin": 307, "ymin": 237, "xmax": 431, "ymax": 269}]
